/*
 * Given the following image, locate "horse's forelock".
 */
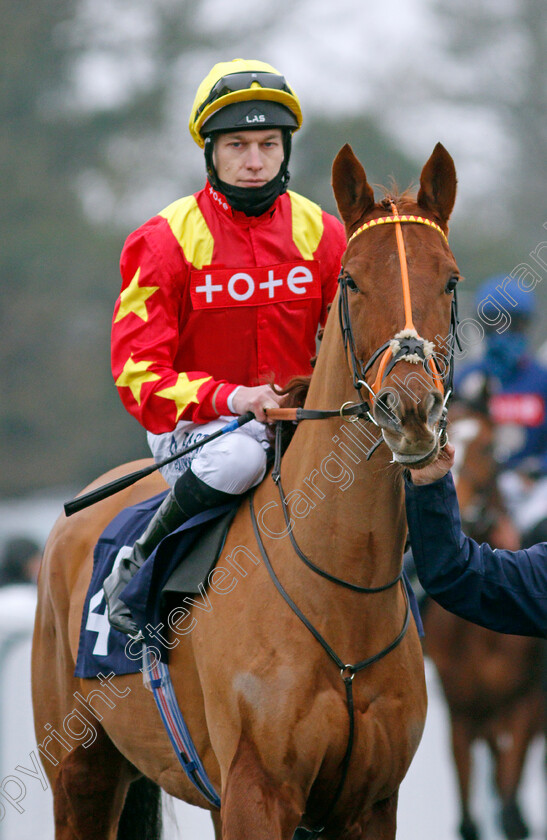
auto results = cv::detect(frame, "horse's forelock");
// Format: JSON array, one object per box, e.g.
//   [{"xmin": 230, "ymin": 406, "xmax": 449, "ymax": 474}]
[{"xmin": 376, "ymin": 182, "xmax": 419, "ymax": 209}]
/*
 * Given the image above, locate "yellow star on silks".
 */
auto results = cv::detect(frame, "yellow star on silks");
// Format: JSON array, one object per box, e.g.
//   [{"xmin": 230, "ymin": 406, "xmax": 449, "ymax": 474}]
[
  {"xmin": 115, "ymin": 356, "xmax": 161, "ymax": 405},
  {"xmin": 156, "ymin": 373, "xmax": 211, "ymax": 421},
  {"xmin": 114, "ymin": 267, "xmax": 159, "ymax": 323}
]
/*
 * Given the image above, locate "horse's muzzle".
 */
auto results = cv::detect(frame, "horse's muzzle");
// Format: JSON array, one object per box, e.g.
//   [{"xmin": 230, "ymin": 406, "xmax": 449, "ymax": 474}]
[{"xmin": 373, "ymin": 385, "xmax": 443, "ymax": 465}]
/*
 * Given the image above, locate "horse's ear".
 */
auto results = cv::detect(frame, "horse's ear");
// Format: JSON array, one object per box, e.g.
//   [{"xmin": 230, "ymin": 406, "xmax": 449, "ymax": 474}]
[
  {"xmin": 332, "ymin": 144, "xmax": 375, "ymax": 230},
  {"xmin": 417, "ymin": 142, "xmax": 457, "ymax": 226}
]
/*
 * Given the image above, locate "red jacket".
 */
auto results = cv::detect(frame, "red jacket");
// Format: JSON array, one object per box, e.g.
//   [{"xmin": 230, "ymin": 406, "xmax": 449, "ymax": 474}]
[{"xmin": 111, "ymin": 182, "xmax": 346, "ymax": 433}]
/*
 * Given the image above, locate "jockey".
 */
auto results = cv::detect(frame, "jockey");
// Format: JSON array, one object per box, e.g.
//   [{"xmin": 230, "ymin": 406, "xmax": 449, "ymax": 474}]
[
  {"xmin": 103, "ymin": 58, "xmax": 347, "ymax": 636},
  {"xmin": 456, "ymin": 274, "xmax": 547, "ymax": 540}
]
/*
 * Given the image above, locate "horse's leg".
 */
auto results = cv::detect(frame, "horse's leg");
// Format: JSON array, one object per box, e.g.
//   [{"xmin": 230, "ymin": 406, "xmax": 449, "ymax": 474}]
[
  {"xmin": 450, "ymin": 716, "xmax": 481, "ymax": 840},
  {"xmin": 352, "ymin": 791, "xmax": 399, "ymax": 840},
  {"xmin": 488, "ymin": 702, "xmax": 537, "ymax": 840},
  {"xmin": 220, "ymin": 735, "xmax": 302, "ymax": 840},
  {"xmin": 495, "ymin": 753, "xmax": 530, "ymax": 840},
  {"xmin": 211, "ymin": 809, "xmax": 223, "ymax": 839},
  {"xmin": 52, "ymin": 724, "xmax": 135, "ymax": 840}
]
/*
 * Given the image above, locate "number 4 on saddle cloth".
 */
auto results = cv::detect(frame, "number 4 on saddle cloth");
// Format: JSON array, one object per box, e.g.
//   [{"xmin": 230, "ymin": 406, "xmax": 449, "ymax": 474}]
[{"xmin": 75, "ymin": 493, "xmax": 239, "ymax": 678}]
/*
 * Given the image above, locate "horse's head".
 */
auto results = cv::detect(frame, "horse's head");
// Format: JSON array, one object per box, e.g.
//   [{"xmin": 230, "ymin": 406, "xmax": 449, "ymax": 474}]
[{"xmin": 332, "ymin": 142, "xmax": 459, "ymax": 468}]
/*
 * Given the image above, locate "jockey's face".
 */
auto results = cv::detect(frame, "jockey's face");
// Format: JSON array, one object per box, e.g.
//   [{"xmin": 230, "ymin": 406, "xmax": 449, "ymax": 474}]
[{"xmin": 213, "ymin": 129, "xmax": 284, "ymax": 188}]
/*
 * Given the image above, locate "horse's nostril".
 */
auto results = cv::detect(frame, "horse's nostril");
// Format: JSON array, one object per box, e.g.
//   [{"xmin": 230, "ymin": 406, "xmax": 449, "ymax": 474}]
[
  {"xmin": 426, "ymin": 390, "xmax": 444, "ymax": 424},
  {"xmin": 374, "ymin": 389, "xmax": 400, "ymax": 429},
  {"xmin": 379, "ymin": 392, "xmax": 395, "ymax": 411}
]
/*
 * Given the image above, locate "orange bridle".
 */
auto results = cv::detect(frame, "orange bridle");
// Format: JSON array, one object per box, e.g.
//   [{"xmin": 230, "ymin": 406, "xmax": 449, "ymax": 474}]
[{"xmin": 344, "ymin": 202, "xmax": 447, "ymax": 398}]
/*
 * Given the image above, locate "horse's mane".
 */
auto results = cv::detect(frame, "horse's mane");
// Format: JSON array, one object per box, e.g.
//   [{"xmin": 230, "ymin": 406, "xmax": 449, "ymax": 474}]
[
  {"xmin": 279, "ymin": 375, "xmax": 311, "ymax": 409},
  {"xmin": 267, "ymin": 375, "xmax": 312, "ymax": 453}
]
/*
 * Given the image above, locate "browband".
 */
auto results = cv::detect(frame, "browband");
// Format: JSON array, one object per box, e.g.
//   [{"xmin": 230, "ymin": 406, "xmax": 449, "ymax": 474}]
[{"xmin": 347, "ymin": 214, "xmax": 448, "ymax": 247}]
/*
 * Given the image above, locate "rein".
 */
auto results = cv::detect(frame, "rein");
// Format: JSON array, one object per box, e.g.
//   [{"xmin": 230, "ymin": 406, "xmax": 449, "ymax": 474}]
[{"xmin": 271, "ymin": 422, "xmax": 403, "ymax": 593}]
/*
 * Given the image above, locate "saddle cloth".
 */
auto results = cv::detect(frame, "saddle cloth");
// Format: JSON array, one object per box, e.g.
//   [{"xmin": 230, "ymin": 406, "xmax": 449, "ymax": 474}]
[{"xmin": 74, "ymin": 493, "xmax": 238, "ymax": 678}]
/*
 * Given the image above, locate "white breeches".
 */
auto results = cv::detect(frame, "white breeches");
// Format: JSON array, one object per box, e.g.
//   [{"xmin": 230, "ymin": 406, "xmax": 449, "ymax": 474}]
[{"xmin": 147, "ymin": 417, "xmax": 270, "ymax": 493}]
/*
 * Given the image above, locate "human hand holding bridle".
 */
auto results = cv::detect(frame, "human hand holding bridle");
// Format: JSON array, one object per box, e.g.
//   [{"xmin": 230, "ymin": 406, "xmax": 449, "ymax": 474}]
[
  {"xmin": 409, "ymin": 442, "xmax": 456, "ymax": 485},
  {"xmin": 231, "ymin": 384, "xmax": 282, "ymax": 423}
]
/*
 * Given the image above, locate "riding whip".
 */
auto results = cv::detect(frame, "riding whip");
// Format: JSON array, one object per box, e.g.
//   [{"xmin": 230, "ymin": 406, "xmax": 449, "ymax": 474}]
[{"xmin": 63, "ymin": 411, "xmax": 255, "ymax": 517}]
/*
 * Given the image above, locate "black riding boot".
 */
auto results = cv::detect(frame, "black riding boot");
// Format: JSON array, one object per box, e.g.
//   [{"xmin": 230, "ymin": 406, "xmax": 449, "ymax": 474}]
[{"xmin": 103, "ymin": 469, "xmax": 237, "ymax": 637}]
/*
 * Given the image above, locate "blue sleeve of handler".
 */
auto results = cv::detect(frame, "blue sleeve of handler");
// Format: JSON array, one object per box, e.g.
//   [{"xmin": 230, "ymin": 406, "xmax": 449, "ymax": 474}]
[{"xmin": 404, "ymin": 472, "xmax": 547, "ymax": 638}]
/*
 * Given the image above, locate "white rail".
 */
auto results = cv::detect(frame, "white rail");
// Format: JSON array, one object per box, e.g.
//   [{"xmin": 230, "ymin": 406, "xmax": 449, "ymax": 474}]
[{"xmin": 0, "ymin": 601, "xmax": 54, "ymax": 840}]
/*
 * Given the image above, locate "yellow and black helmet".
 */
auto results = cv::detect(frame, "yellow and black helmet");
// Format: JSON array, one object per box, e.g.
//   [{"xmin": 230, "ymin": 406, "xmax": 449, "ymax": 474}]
[{"xmin": 189, "ymin": 58, "xmax": 303, "ymax": 148}]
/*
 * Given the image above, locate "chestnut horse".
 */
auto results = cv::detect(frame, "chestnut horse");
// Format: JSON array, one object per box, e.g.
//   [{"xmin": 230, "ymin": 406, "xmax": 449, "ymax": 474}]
[
  {"xmin": 424, "ymin": 400, "xmax": 545, "ymax": 840},
  {"xmin": 32, "ymin": 143, "xmax": 459, "ymax": 840}
]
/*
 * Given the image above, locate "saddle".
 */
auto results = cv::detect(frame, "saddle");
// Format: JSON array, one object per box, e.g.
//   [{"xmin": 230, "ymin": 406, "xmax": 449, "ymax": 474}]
[{"xmin": 163, "ymin": 507, "xmax": 238, "ymax": 597}]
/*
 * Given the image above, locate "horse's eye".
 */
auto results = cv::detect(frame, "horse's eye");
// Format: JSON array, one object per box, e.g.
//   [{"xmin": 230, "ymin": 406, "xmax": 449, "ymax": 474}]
[
  {"xmin": 445, "ymin": 274, "xmax": 459, "ymax": 293},
  {"xmin": 345, "ymin": 275, "xmax": 359, "ymax": 293}
]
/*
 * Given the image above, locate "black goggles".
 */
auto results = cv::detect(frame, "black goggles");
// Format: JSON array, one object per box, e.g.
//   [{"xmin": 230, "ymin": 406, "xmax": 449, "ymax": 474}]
[{"xmin": 196, "ymin": 72, "xmax": 294, "ymax": 120}]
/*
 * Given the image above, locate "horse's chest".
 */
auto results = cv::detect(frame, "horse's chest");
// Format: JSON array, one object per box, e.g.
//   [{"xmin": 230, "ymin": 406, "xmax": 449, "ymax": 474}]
[{"xmin": 231, "ymin": 665, "xmax": 425, "ymax": 772}]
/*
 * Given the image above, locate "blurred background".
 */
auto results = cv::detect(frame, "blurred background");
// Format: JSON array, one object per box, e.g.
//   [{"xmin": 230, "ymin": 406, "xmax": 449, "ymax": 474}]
[
  {"xmin": 0, "ymin": 0, "xmax": 545, "ymax": 837},
  {"xmin": 2, "ymin": 0, "xmax": 546, "ymax": 500}
]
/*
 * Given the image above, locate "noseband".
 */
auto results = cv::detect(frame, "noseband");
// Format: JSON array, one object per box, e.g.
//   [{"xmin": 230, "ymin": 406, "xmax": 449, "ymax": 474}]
[{"xmin": 338, "ymin": 200, "xmax": 460, "ymax": 433}]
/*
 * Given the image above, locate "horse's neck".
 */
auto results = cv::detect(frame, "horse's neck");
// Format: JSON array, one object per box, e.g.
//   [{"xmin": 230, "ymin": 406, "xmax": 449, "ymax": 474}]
[{"xmin": 279, "ymin": 301, "xmax": 407, "ymax": 588}]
